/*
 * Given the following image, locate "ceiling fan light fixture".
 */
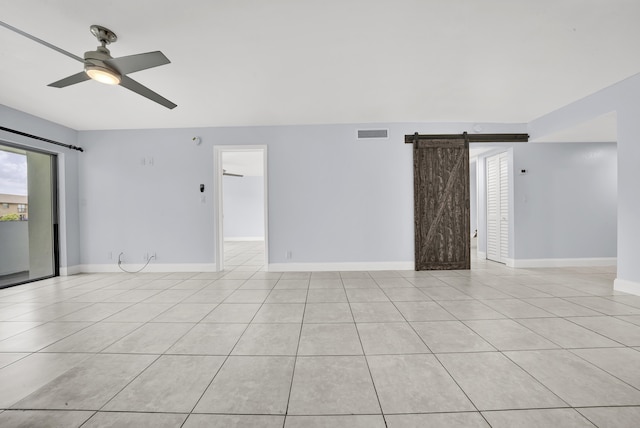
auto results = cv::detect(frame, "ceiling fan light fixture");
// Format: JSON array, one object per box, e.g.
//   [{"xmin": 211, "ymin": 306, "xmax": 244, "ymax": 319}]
[{"xmin": 85, "ymin": 64, "xmax": 121, "ymax": 85}]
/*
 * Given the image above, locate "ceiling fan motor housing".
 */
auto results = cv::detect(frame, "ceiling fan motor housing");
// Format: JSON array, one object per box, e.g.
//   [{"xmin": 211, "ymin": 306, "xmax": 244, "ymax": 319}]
[
  {"xmin": 84, "ymin": 46, "xmax": 114, "ymax": 68},
  {"xmin": 84, "ymin": 46, "xmax": 121, "ymax": 84}
]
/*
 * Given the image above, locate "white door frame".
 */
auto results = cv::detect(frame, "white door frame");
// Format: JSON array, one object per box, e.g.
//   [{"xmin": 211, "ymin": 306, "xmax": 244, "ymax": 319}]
[{"xmin": 214, "ymin": 145, "xmax": 268, "ymax": 272}]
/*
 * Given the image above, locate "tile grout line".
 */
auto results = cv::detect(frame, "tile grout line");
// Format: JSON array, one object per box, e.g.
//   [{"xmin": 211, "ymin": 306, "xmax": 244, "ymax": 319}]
[
  {"xmin": 281, "ymin": 274, "xmax": 310, "ymax": 427},
  {"xmin": 343, "ymin": 272, "xmax": 389, "ymax": 428},
  {"xmin": 185, "ymin": 268, "xmax": 278, "ymax": 423},
  {"xmin": 566, "ymin": 348, "xmax": 640, "ymax": 394},
  {"xmin": 1, "ymin": 248, "xmax": 638, "ymax": 425},
  {"xmin": 379, "ymin": 279, "xmax": 494, "ymax": 425},
  {"xmin": 381, "ymin": 273, "xmax": 573, "ymax": 427},
  {"xmin": 66, "ymin": 272, "xmax": 235, "ymax": 423}
]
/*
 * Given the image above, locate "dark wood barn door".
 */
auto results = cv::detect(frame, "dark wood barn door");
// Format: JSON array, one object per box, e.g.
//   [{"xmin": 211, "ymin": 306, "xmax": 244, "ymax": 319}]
[{"xmin": 413, "ymin": 138, "xmax": 470, "ymax": 270}]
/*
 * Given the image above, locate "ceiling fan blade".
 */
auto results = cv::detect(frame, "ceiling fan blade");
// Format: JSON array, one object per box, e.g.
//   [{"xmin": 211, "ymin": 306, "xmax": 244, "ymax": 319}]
[
  {"xmin": 119, "ymin": 75, "xmax": 177, "ymax": 109},
  {"xmin": 0, "ymin": 20, "xmax": 84, "ymax": 63},
  {"xmin": 48, "ymin": 72, "xmax": 91, "ymax": 88},
  {"xmin": 106, "ymin": 51, "xmax": 170, "ymax": 75}
]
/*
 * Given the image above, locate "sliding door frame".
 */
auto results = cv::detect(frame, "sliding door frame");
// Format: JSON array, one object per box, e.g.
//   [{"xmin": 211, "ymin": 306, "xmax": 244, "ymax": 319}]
[{"xmin": 0, "ymin": 140, "xmax": 59, "ymax": 288}]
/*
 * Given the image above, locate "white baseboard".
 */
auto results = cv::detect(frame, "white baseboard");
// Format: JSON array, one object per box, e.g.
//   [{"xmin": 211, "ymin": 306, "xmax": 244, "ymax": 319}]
[
  {"xmin": 78, "ymin": 263, "xmax": 218, "ymax": 273},
  {"xmin": 614, "ymin": 278, "xmax": 640, "ymax": 296},
  {"xmin": 59, "ymin": 265, "xmax": 82, "ymax": 276},
  {"xmin": 225, "ymin": 237, "xmax": 264, "ymax": 242},
  {"xmin": 476, "ymin": 251, "xmax": 486, "ymax": 260},
  {"xmin": 507, "ymin": 257, "xmax": 617, "ymax": 268},
  {"xmin": 267, "ymin": 261, "xmax": 414, "ymax": 272}
]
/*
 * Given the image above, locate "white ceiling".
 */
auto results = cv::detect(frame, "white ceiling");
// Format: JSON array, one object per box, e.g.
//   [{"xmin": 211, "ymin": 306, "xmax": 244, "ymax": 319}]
[{"xmin": 1, "ymin": 1, "xmax": 639, "ymax": 132}]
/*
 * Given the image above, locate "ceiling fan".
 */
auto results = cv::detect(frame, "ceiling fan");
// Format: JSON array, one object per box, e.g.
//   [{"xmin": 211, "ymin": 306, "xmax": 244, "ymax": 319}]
[{"xmin": 0, "ymin": 20, "xmax": 176, "ymax": 109}]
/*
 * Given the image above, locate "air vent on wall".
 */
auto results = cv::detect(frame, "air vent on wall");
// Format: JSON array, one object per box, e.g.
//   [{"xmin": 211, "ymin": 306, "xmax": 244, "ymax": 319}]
[{"xmin": 357, "ymin": 129, "xmax": 389, "ymax": 139}]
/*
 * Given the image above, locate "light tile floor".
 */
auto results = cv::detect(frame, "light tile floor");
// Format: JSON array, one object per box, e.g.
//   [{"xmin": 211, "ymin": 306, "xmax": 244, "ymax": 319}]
[{"xmin": 1, "ymin": 242, "xmax": 640, "ymax": 426}]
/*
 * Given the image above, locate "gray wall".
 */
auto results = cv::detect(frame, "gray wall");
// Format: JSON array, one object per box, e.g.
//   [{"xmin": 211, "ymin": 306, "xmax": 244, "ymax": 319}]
[
  {"xmin": 529, "ymin": 71, "xmax": 640, "ymax": 287},
  {"xmin": 5, "ymin": 95, "xmax": 629, "ymax": 276},
  {"xmin": 223, "ymin": 175, "xmax": 264, "ymax": 239},
  {"xmin": 618, "ymin": 104, "xmax": 640, "ymax": 284},
  {"xmin": 512, "ymin": 142, "xmax": 617, "ymax": 259},
  {"xmin": 77, "ymin": 128, "xmax": 215, "ymax": 265},
  {"xmin": 475, "ymin": 143, "xmax": 616, "ymax": 262},
  {"xmin": 0, "ymin": 105, "xmax": 81, "ymax": 271},
  {"xmin": 77, "ymin": 122, "xmax": 525, "ymax": 266}
]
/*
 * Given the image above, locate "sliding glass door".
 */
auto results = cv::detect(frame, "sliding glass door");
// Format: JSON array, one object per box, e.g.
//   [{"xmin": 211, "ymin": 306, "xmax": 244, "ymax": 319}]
[{"xmin": 0, "ymin": 142, "xmax": 58, "ymax": 288}]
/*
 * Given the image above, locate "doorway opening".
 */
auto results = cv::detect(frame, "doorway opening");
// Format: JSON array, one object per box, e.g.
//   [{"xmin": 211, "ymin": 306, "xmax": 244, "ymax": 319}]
[
  {"xmin": 214, "ymin": 145, "xmax": 268, "ymax": 272},
  {"xmin": 471, "ymin": 146, "xmax": 513, "ymax": 267}
]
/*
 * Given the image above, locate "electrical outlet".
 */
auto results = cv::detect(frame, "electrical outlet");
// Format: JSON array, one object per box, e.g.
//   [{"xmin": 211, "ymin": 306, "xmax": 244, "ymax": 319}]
[{"xmin": 286, "ymin": 250, "xmax": 292, "ymax": 260}]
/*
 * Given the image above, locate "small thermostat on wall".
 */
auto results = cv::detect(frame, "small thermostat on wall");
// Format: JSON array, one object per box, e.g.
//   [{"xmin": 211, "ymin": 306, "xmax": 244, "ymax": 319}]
[{"xmin": 519, "ymin": 169, "xmax": 528, "ymax": 175}]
